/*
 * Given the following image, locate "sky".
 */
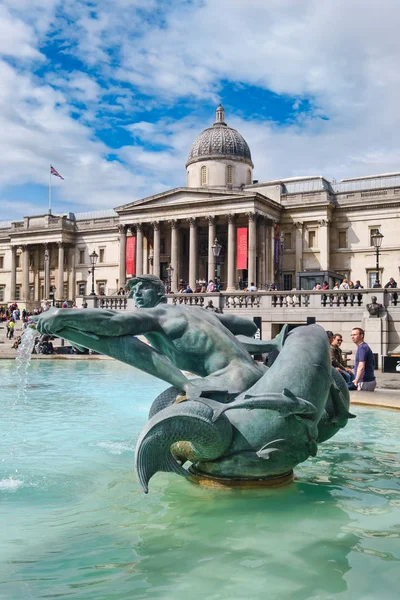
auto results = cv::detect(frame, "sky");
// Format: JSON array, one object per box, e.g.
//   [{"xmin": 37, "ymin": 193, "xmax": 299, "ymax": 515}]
[{"xmin": 2, "ymin": 0, "xmax": 400, "ymax": 220}]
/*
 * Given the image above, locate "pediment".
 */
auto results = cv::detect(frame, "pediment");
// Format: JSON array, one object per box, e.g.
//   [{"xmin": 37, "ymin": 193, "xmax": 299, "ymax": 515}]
[{"xmin": 115, "ymin": 187, "xmax": 248, "ymax": 213}]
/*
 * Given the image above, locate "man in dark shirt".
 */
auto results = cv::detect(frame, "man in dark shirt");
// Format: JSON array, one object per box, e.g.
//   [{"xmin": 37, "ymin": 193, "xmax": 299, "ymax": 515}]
[
  {"xmin": 351, "ymin": 327, "xmax": 376, "ymax": 391},
  {"xmin": 330, "ymin": 334, "xmax": 356, "ymax": 390}
]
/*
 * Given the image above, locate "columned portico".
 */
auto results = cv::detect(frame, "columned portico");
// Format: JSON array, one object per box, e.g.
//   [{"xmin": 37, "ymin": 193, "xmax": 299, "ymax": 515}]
[
  {"xmin": 170, "ymin": 220, "xmax": 179, "ymax": 292},
  {"xmin": 135, "ymin": 224, "xmax": 143, "ymax": 276},
  {"xmin": 188, "ymin": 217, "xmax": 197, "ymax": 290},
  {"xmin": 248, "ymin": 212, "xmax": 257, "ymax": 286},
  {"xmin": 118, "ymin": 225, "xmax": 127, "ymax": 288},
  {"xmin": 207, "ymin": 216, "xmax": 216, "ymax": 283},
  {"xmin": 152, "ymin": 221, "xmax": 160, "ymax": 278},
  {"xmin": 226, "ymin": 214, "xmax": 236, "ymax": 291},
  {"xmin": 57, "ymin": 242, "xmax": 64, "ymax": 299}
]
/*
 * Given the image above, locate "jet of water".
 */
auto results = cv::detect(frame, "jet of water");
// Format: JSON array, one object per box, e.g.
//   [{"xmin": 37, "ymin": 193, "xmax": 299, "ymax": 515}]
[{"xmin": 15, "ymin": 328, "xmax": 36, "ymax": 403}]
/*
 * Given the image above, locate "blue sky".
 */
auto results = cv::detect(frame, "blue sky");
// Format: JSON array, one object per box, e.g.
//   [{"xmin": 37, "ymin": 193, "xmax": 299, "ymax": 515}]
[{"xmin": 2, "ymin": 0, "xmax": 400, "ymax": 219}]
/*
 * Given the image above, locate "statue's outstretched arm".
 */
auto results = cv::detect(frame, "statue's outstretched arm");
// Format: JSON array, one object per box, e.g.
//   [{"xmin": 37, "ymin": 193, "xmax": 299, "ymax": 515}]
[
  {"xmin": 37, "ymin": 307, "xmax": 159, "ymax": 337},
  {"xmin": 215, "ymin": 313, "xmax": 257, "ymax": 336}
]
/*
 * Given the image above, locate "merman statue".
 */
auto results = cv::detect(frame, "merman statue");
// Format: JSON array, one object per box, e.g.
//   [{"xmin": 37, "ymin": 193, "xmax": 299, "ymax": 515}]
[{"xmin": 37, "ymin": 275, "xmax": 354, "ymax": 493}]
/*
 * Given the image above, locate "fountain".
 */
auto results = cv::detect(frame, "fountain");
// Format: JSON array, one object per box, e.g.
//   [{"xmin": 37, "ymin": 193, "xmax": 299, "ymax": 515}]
[
  {"xmin": 1, "ymin": 307, "xmax": 399, "ymax": 598},
  {"xmin": 35, "ymin": 275, "xmax": 355, "ymax": 493}
]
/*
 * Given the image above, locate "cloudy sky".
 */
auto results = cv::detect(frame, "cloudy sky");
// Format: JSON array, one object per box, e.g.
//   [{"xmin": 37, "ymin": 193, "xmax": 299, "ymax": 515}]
[{"xmin": 2, "ymin": 0, "xmax": 400, "ymax": 219}]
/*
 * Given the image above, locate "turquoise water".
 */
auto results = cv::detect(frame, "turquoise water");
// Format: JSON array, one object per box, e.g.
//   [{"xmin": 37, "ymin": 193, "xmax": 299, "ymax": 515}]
[{"xmin": 1, "ymin": 360, "xmax": 399, "ymax": 600}]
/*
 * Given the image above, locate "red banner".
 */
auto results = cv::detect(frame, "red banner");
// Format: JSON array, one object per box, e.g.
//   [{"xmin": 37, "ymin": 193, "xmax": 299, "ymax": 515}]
[
  {"xmin": 126, "ymin": 236, "xmax": 136, "ymax": 276},
  {"xmin": 236, "ymin": 227, "xmax": 248, "ymax": 270}
]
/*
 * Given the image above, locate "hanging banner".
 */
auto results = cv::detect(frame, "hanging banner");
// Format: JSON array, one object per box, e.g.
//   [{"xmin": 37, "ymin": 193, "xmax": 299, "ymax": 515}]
[
  {"xmin": 126, "ymin": 236, "xmax": 136, "ymax": 276},
  {"xmin": 236, "ymin": 227, "xmax": 248, "ymax": 270},
  {"xmin": 273, "ymin": 224, "xmax": 280, "ymax": 271}
]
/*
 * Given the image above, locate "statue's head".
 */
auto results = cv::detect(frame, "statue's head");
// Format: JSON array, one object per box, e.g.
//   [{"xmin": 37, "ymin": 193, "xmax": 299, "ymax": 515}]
[
  {"xmin": 127, "ymin": 275, "xmax": 167, "ymax": 308},
  {"xmin": 371, "ymin": 295, "xmax": 377, "ymax": 304}
]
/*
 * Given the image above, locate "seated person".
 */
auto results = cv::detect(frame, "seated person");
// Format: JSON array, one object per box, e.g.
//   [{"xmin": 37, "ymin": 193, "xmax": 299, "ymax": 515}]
[{"xmin": 330, "ymin": 334, "xmax": 356, "ymax": 390}]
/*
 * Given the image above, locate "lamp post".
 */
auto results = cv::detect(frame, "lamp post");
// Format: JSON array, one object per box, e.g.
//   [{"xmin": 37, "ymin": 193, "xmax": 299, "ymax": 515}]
[
  {"xmin": 88, "ymin": 250, "xmax": 98, "ymax": 295},
  {"xmin": 166, "ymin": 263, "xmax": 174, "ymax": 293},
  {"xmin": 44, "ymin": 247, "xmax": 49, "ymax": 300},
  {"xmin": 371, "ymin": 231, "xmax": 384, "ymax": 288},
  {"xmin": 212, "ymin": 237, "xmax": 222, "ymax": 284}
]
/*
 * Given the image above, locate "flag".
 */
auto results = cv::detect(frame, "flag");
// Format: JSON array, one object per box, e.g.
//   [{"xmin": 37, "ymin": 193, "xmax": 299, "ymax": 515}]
[{"xmin": 50, "ymin": 165, "xmax": 64, "ymax": 180}]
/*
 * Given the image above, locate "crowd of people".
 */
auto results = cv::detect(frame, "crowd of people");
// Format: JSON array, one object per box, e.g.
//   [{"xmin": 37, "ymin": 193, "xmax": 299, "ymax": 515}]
[{"xmin": 327, "ymin": 329, "xmax": 376, "ymax": 392}]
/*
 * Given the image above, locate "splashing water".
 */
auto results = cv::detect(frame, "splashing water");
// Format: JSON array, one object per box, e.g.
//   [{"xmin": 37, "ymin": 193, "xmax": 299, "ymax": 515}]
[{"xmin": 15, "ymin": 328, "xmax": 36, "ymax": 402}]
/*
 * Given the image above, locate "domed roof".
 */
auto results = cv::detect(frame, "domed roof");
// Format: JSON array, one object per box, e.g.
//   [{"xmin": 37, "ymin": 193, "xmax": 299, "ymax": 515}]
[{"xmin": 186, "ymin": 105, "xmax": 253, "ymax": 168}]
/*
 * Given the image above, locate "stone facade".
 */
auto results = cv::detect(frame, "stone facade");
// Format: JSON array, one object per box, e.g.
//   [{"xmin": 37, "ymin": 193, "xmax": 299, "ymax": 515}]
[{"xmin": 1, "ymin": 109, "xmax": 399, "ymax": 317}]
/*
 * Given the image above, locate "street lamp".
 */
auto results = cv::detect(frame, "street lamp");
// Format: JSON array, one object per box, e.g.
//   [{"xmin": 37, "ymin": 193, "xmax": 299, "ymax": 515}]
[
  {"xmin": 44, "ymin": 247, "xmax": 49, "ymax": 299},
  {"xmin": 166, "ymin": 263, "xmax": 174, "ymax": 293},
  {"xmin": 212, "ymin": 237, "xmax": 222, "ymax": 282},
  {"xmin": 371, "ymin": 231, "xmax": 384, "ymax": 288},
  {"xmin": 88, "ymin": 250, "xmax": 98, "ymax": 295}
]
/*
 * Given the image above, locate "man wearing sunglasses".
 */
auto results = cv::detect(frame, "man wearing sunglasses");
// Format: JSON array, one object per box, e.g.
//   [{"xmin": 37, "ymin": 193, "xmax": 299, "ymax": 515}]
[{"xmin": 330, "ymin": 334, "xmax": 356, "ymax": 390}]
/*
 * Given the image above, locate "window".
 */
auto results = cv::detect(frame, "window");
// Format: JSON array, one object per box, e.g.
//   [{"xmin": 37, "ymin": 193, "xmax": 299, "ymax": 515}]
[
  {"xmin": 99, "ymin": 248, "xmax": 105, "ymax": 263},
  {"xmin": 79, "ymin": 249, "xmax": 85, "ymax": 264},
  {"xmin": 308, "ymin": 230, "xmax": 316, "ymax": 248},
  {"xmin": 226, "ymin": 165, "xmax": 233, "ymax": 185},
  {"xmin": 0, "ymin": 285, "xmax": 5, "ymax": 302},
  {"xmin": 283, "ymin": 232, "xmax": 292, "ymax": 250},
  {"xmin": 283, "ymin": 274, "xmax": 293, "ymax": 291},
  {"xmin": 368, "ymin": 271, "xmax": 381, "ymax": 288},
  {"xmin": 0, "ymin": 256, "xmax": 4, "ymax": 269},
  {"xmin": 247, "ymin": 169, "xmax": 252, "ymax": 185},
  {"xmin": 97, "ymin": 281, "xmax": 106, "ymax": 296},
  {"xmin": 338, "ymin": 230, "xmax": 347, "ymax": 249},
  {"xmin": 16, "ymin": 254, "xmax": 21, "ymax": 268},
  {"xmin": 370, "ymin": 227, "xmax": 380, "ymax": 247},
  {"xmin": 15, "ymin": 285, "xmax": 21, "ymax": 300},
  {"xmin": 77, "ymin": 282, "xmax": 86, "ymax": 296},
  {"xmin": 201, "ymin": 165, "xmax": 207, "ymax": 185}
]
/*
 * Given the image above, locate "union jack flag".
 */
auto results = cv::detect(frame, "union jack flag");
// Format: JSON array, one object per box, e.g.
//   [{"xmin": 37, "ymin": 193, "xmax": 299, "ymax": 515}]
[{"xmin": 50, "ymin": 165, "xmax": 64, "ymax": 180}]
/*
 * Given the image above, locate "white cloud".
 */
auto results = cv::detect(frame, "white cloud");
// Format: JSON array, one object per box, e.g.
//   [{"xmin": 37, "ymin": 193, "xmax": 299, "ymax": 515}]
[{"xmin": 2, "ymin": 0, "xmax": 400, "ymax": 219}]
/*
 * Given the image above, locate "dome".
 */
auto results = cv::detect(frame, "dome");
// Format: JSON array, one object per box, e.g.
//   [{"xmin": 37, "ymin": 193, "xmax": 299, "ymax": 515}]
[{"xmin": 186, "ymin": 105, "xmax": 254, "ymax": 168}]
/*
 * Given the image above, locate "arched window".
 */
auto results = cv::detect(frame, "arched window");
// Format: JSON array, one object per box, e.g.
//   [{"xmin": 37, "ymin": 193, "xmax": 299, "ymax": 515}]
[
  {"xmin": 201, "ymin": 165, "xmax": 207, "ymax": 186},
  {"xmin": 226, "ymin": 165, "xmax": 233, "ymax": 185},
  {"xmin": 247, "ymin": 169, "xmax": 252, "ymax": 185}
]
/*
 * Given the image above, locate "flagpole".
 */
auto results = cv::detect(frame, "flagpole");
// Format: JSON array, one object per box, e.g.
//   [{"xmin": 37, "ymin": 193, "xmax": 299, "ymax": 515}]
[{"xmin": 48, "ymin": 165, "xmax": 52, "ymax": 215}]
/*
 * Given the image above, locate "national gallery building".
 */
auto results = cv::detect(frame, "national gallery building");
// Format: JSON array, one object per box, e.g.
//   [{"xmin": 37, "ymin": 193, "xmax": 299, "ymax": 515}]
[{"xmin": 1, "ymin": 105, "xmax": 400, "ymax": 306}]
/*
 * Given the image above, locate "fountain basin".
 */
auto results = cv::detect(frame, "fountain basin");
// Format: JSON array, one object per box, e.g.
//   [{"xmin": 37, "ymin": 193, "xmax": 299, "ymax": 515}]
[{"xmin": 1, "ymin": 360, "xmax": 399, "ymax": 599}]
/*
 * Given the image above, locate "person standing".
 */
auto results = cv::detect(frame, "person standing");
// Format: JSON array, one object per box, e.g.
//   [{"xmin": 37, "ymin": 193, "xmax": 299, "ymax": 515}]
[{"xmin": 351, "ymin": 327, "xmax": 376, "ymax": 391}]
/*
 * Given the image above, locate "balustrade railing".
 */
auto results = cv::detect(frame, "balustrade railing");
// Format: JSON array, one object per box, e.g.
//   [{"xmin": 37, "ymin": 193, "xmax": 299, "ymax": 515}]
[{"xmin": 96, "ymin": 296, "xmax": 128, "ymax": 310}]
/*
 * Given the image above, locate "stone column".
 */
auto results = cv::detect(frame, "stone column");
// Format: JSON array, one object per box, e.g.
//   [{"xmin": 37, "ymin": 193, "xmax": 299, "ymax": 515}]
[
  {"xmin": 57, "ymin": 242, "xmax": 64, "ymax": 299},
  {"xmin": 69, "ymin": 247, "xmax": 76, "ymax": 301},
  {"xmin": 35, "ymin": 246, "xmax": 40, "ymax": 301},
  {"xmin": 247, "ymin": 212, "xmax": 257, "ymax": 286},
  {"xmin": 188, "ymin": 217, "xmax": 197, "ymax": 290},
  {"xmin": 258, "ymin": 217, "xmax": 266, "ymax": 290},
  {"xmin": 295, "ymin": 222, "xmax": 303, "ymax": 273},
  {"xmin": 22, "ymin": 245, "xmax": 30, "ymax": 301},
  {"xmin": 10, "ymin": 246, "xmax": 16, "ymax": 301},
  {"xmin": 318, "ymin": 219, "xmax": 330, "ymax": 271},
  {"xmin": 227, "ymin": 214, "xmax": 236, "ymax": 291},
  {"xmin": 143, "ymin": 231, "xmax": 148, "ymax": 274},
  {"xmin": 265, "ymin": 224, "xmax": 272, "ymax": 284},
  {"xmin": 135, "ymin": 224, "xmax": 143, "ymax": 276},
  {"xmin": 152, "ymin": 222, "xmax": 160, "ymax": 278},
  {"xmin": 207, "ymin": 216, "xmax": 216, "ymax": 283},
  {"xmin": 44, "ymin": 245, "xmax": 50, "ymax": 299},
  {"xmin": 170, "ymin": 220, "xmax": 178, "ymax": 292},
  {"xmin": 118, "ymin": 225, "xmax": 127, "ymax": 288}
]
